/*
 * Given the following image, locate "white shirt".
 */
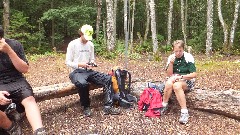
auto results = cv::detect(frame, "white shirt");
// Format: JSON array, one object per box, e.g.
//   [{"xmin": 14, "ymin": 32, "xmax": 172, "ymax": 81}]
[{"xmin": 65, "ymin": 38, "xmax": 95, "ymax": 71}]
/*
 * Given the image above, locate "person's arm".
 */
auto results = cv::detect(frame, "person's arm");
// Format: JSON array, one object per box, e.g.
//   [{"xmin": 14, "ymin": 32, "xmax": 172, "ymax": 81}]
[
  {"xmin": 0, "ymin": 91, "xmax": 11, "ymax": 105},
  {"xmin": 65, "ymin": 42, "xmax": 90, "ymax": 69},
  {"xmin": 0, "ymin": 39, "xmax": 29, "ymax": 73},
  {"xmin": 181, "ymin": 72, "xmax": 197, "ymax": 80},
  {"xmin": 90, "ymin": 43, "xmax": 95, "ymax": 63},
  {"xmin": 166, "ymin": 54, "xmax": 175, "ymax": 77},
  {"xmin": 65, "ymin": 42, "xmax": 79, "ymax": 69}
]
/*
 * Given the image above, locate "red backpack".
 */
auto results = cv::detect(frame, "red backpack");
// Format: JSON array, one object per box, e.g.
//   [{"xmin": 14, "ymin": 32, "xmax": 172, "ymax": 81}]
[{"xmin": 138, "ymin": 88, "xmax": 163, "ymax": 117}]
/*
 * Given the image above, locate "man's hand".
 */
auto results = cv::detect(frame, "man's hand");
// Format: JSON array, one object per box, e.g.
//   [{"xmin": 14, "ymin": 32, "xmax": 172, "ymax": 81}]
[
  {"xmin": 0, "ymin": 38, "xmax": 12, "ymax": 54},
  {"xmin": 169, "ymin": 55, "xmax": 176, "ymax": 64},
  {"xmin": 0, "ymin": 91, "xmax": 12, "ymax": 105}
]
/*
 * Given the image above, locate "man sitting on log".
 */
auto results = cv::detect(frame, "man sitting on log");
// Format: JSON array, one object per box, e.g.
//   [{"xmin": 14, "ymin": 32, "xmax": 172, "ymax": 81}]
[
  {"xmin": 65, "ymin": 24, "xmax": 120, "ymax": 117},
  {"xmin": 160, "ymin": 40, "xmax": 197, "ymax": 124},
  {"xmin": 0, "ymin": 26, "xmax": 46, "ymax": 135}
]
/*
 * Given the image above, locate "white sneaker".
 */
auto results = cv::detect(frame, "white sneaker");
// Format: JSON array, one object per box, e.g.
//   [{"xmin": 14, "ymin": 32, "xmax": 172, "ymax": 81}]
[{"xmin": 179, "ymin": 112, "xmax": 189, "ymax": 124}]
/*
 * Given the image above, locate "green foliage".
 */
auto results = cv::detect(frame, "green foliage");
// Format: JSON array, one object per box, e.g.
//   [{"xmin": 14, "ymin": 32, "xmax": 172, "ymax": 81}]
[
  {"xmin": 134, "ymin": 40, "xmax": 152, "ymax": 53},
  {"xmin": 41, "ymin": 5, "xmax": 96, "ymax": 30},
  {"xmin": 160, "ymin": 44, "xmax": 172, "ymax": 52},
  {"xmin": 7, "ymin": 10, "xmax": 48, "ymax": 54}
]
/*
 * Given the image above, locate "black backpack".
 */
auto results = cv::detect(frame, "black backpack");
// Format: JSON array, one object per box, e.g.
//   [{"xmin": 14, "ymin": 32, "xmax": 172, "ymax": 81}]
[{"xmin": 110, "ymin": 67, "xmax": 137, "ymax": 108}]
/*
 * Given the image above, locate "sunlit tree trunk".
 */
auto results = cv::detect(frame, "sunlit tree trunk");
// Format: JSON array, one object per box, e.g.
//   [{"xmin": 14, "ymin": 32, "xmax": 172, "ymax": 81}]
[
  {"xmin": 206, "ymin": 0, "xmax": 213, "ymax": 57},
  {"xmin": 217, "ymin": 0, "xmax": 229, "ymax": 50},
  {"xmin": 180, "ymin": 0, "xmax": 187, "ymax": 46},
  {"xmin": 167, "ymin": 0, "xmax": 174, "ymax": 45},
  {"xmin": 106, "ymin": 0, "xmax": 115, "ymax": 51},
  {"xmin": 229, "ymin": 0, "xmax": 240, "ymax": 48},
  {"xmin": 3, "ymin": 0, "xmax": 10, "ymax": 37},
  {"xmin": 124, "ymin": 0, "xmax": 129, "ymax": 68},
  {"xmin": 144, "ymin": 0, "xmax": 150, "ymax": 42},
  {"xmin": 130, "ymin": 0, "xmax": 136, "ymax": 52},
  {"xmin": 113, "ymin": 0, "xmax": 117, "ymax": 42},
  {"xmin": 149, "ymin": 0, "xmax": 158, "ymax": 53},
  {"xmin": 96, "ymin": 0, "xmax": 102, "ymax": 40}
]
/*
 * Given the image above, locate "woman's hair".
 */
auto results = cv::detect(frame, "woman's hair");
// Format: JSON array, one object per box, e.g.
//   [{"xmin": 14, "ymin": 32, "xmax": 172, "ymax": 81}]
[
  {"xmin": 0, "ymin": 25, "xmax": 4, "ymax": 38},
  {"xmin": 172, "ymin": 40, "xmax": 185, "ymax": 49}
]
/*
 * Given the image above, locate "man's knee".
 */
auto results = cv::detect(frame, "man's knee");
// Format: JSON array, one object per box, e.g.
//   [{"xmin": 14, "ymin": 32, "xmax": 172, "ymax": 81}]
[
  {"xmin": 75, "ymin": 81, "xmax": 89, "ymax": 89},
  {"xmin": 21, "ymin": 96, "xmax": 36, "ymax": 105}
]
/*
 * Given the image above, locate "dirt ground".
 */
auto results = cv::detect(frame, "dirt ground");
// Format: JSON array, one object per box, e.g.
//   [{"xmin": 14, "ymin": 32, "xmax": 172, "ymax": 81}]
[{"xmin": 21, "ymin": 54, "xmax": 240, "ymax": 135}]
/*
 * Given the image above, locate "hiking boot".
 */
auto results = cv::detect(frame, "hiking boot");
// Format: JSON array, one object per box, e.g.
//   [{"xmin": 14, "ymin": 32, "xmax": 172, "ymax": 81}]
[
  {"xmin": 103, "ymin": 106, "xmax": 120, "ymax": 115},
  {"xmin": 33, "ymin": 127, "xmax": 47, "ymax": 135},
  {"xmin": 160, "ymin": 106, "xmax": 168, "ymax": 115},
  {"xmin": 6, "ymin": 122, "xmax": 22, "ymax": 135},
  {"xmin": 83, "ymin": 107, "xmax": 92, "ymax": 117},
  {"xmin": 179, "ymin": 112, "xmax": 189, "ymax": 124}
]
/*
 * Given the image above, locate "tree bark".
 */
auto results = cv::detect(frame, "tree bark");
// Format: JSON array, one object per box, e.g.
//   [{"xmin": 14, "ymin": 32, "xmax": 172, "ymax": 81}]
[
  {"xmin": 124, "ymin": 0, "xmax": 129, "ymax": 69},
  {"xmin": 206, "ymin": 0, "xmax": 213, "ymax": 57},
  {"xmin": 229, "ymin": 0, "xmax": 240, "ymax": 48},
  {"xmin": 96, "ymin": 0, "xmax": 102, "ymax": 40},
  {"xmin": 180, "ymin": 0, "xmax": 187, "ymax": 46},
  {"xmin": 130, "ymin": 0, "xmax": 136, "ymax": 52},
  {"xmin": 144, "ymin": 0, "xmax": 150, "ymax": 42},
  {"xmin": 113, "ymin": 0, "xmax": 117, "ymax": 43},
  {"xmin": 167, "ymin": 0, "xmax": 174, "ymax": 46},
  {"xmin": 149, "ymin": 0, "xmax": 158, "ymax": 53},
  {"xmin": 3, "ymin": 0, "xmax": 10, "ymax": 37},
  {"xmin": 217, "ymin": 0, "xmax": 229, "ymax": 50},
  {"xmin": 106, "ymin": 0, "xmax": 115, "ymax": 51},
  {"xmin": 34, "ymin": 83, "xmax": 100, "ymax": 102}
]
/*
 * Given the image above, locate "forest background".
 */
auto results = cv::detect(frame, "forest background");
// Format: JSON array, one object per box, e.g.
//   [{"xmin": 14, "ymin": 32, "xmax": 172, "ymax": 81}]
[{"xmin": 1, "ymin": 0, "xmax": 240, "ymax": 58}]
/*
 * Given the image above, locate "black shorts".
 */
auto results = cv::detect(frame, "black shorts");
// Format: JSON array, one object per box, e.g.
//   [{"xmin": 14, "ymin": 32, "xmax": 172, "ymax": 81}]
[{"xmin": 0, "ymin": 78, "xmax": 33, "ymax": 113}]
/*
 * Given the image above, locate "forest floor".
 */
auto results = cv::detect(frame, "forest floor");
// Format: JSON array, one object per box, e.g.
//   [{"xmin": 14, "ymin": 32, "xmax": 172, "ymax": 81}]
[{"xmin": 21, "ymin": 53, "xmax": 240, "ymax": 135}]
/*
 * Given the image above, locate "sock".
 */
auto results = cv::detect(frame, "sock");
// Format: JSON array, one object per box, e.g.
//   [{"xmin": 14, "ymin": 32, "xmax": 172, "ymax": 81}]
[
  {"xmin": 181, "ymin": 108, "xmax": 188, "ymax": 113},
  {"xmin": 162, "ymin": 102, "xmax": 168, "ymax": 107}
]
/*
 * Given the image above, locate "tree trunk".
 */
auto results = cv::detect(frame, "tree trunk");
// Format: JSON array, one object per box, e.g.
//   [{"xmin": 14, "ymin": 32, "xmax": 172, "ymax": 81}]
[
  {"xmin": 149, "ymin": 0, "xmax": 158, "ymax": 53},
  {"xmin": 113, "ymin": 0, "xmax": 117, "ymax": 43},
  {"xmin": 217, "ymin": 0, "xmax": 229, "ymax": 51},
  {"xmin": 3, "ymin": 0, "xmax": 10, "ymax": 37},
  {"xmin": 206, "ymin": 0, "xmax": 213, "ymax": 57},
  {"xmin": 124, "ymin": 0, "xmax": 129, "ymax": 69},
  {"xmin": 130, "ymin": 0, "xmax": 136, "ymax": 52},
  {"xmin": 229, "ymin": 0, "xmax": 240, "ymax": 48},
  {"xmin": 96, "ymin": 0, "xmax": 102, "ymax": 40},
  {"xmin": 167, "ymin": 0, "xmax": 174, "ymax": 46},
  {"xmin": 106, "ymin": 0, "xmax": 115, "ymax": 51},
  {"xmin": 180, "ymin": 0, "xmax": 187, "ymax": 46},
  {"xmin": 144, "ymin": 0, "xmax": 150, "ymax": 42}
]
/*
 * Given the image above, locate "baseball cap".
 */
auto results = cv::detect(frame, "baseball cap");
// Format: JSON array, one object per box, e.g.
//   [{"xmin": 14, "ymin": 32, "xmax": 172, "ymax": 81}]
[{"xmin": 80, "ymin": 24, "xmax": 93, "ymax": 41}]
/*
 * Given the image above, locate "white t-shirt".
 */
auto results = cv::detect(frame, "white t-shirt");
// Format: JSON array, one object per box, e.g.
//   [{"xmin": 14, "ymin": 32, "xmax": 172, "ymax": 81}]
[{"xmin": 65, "ymin": 38, "xmax": 95, "ymax": 71}]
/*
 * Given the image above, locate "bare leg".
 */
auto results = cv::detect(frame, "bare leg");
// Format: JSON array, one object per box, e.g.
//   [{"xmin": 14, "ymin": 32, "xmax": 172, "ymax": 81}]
[
  {"xmin": 173, "ymin": 81, "xmax": 188, "ymax": 109},
  {"xmin": 0, "ymin": 111, "xmax": 12, "ymax": 129},
  {"xmin": 162, "ymin": 79, "xmax": 174, "ymax": 103},
  {"xmin": 21, "ymin": 96, "xmax": 43, "ymax": 131}
]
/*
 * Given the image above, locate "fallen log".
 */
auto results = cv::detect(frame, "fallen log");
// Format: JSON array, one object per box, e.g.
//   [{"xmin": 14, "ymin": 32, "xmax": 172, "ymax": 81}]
[
  {"xmin": 131, "ymin": 82, "xmax": 240, "ymax": 121},
  {"xmin": 33, "ymin": 82, "xmax": 101, "ymax": 102},
  {"xmin": 33, "ymin": 81, "xmax": 240, "ymax": 121},
  {"xmin": 187, "ymin": 88, "xmax": 240, "ymax": 121}
]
